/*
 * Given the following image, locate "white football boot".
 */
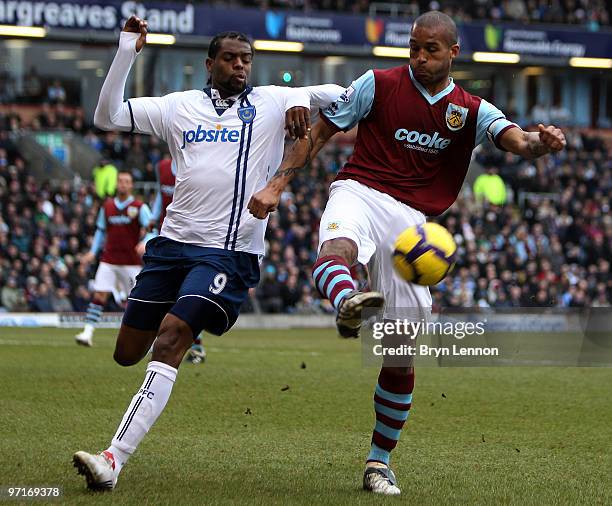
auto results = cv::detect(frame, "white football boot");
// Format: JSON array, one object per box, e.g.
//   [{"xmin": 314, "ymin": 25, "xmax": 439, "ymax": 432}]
[
  {"xmin": 73, "ymin": 450, "xmax": 117, "ymax": 491},
  {"xmin": 336, "ymin": 290, "xmax": 384, "ymax": 338},
  {"xmin": 74, "ymin": 325, "xmax": 94, "ymax": 347},
  {"xmin": 363, "ymin": 464, "xmax": 401, "ymax": 495}
]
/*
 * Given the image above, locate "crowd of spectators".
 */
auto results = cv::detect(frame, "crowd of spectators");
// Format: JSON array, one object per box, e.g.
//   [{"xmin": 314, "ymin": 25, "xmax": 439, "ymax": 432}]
[
  {"xmin": 0, "ymin": 67, "xmax": 73, "ymax": 106},
  {"xmin": 0, "ymin": 104, "xmax": 609, "ymax": 314},
  {"xmin": 234, "ymin": 0, "xmax": 609, "ymax": 26}
]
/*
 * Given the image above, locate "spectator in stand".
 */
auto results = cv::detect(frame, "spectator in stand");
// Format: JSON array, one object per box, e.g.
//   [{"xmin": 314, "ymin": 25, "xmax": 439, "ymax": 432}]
[
  {"xmin": 257, "ymin": 265, "xmax": 284, "ymax": 313},
  {"xmin": 47, "ymin": 80, "xmax": 67, "ymax": 104},
  {"xmin": 473, "ymin": 166, "xmax": 507, "ymax": 205},
  {"xmin": 124, "ymin": 135, "xmax": 147, "ymax": 179},
  {"xmin": 550, "ymin": 100, "xmax": 572, "ymax": 126},
  {"xmin": 1, "ymin": 276, "xmax": 28, "ymax": 311},
  {"xmin": 92, "ymin": 157, "xmax": 118, "ymax": 198},
  {"xmin": 31, "ymin": 282, "xmax": 54, "ymax": 312},
  {"xmin": 50, "ymin": 285, "xmax": 74, "ymax": 312},
  {"xmin": 23, "ymin": 67, "xmax": 42, "ymax": 103}
]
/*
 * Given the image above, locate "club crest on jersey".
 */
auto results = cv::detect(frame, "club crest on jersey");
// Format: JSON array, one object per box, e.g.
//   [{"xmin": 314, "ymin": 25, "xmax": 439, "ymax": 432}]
[
  {"xmin": 326, "ymin": 221, "xmax": 340, "ymax": 230},
  {"xmin": 446, "ymin": 103, "xmax": 468, "ymax": 131},
  {"xmin": 127, "ymin": 206, "xmax": 139, "ymax": 219},
  {"xmin": 238, "ymin": 105, "xmax": 256, "ymax": 124}
]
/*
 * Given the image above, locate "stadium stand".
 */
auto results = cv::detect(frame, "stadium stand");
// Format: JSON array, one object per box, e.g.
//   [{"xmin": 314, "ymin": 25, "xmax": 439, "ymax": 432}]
[
  {"xmin": 0, "ymin": 103, "xmax": 609, "ymax": 313},
  {"xmin": 219, "ymin": 0, "xmax": 609, "ymax": 26}
]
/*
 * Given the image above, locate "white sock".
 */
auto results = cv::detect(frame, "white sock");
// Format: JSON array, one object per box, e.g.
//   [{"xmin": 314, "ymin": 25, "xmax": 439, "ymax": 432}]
[
  {"xmin": 107, "ymin": 361, "xmax": 177, "ymax": 474},
  {"xmin": 82, "ymin": 323, "xmax": 94, "ymax": 337}
]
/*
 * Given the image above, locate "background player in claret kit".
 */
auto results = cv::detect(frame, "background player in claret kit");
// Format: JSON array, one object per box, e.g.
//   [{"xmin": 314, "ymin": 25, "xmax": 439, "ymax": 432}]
[
  {"xmin": 249, "ymin": 11, "xmax": 566, "ymax": 496},
  {"xmin": 72, "ymin": 16, "xmax": 343, "ymax": 491},
  {"xmin": 75, "ymin": 171, "xmax": 152, "ymax": 347},
  {"xmin": 150, "ymin": 157, "xmax": 206, "ymax": 364},
  {"xmin": 150, "ymin": 157, "xmax": 175, "ymax": 229}
]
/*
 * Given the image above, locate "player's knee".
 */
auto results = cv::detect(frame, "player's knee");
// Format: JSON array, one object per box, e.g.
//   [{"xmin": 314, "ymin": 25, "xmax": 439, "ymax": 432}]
[
  {"xmin": 153, "ymin": 317, "xmax": 193, "ymax": 360},
  {"xmin": 113, "ymin": 348, "xmax": 140, "ymax": 367},
  {"xmin": 319, "ymin": 238, "xmax": 357, "ymax": 265}
]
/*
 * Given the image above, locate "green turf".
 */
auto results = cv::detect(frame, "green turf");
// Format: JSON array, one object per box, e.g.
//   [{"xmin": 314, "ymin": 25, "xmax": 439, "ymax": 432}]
[{"xmin": 0, "ymin": 327, "xmax": 610, "ymax": 505}]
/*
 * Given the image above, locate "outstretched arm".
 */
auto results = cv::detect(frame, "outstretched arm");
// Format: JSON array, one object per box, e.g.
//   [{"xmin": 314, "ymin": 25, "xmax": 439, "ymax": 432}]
[
  {"xmin": 283, "ymin": 84, "xmax": 343, "ymax": 139},
  {"xmin": 247, "ymin": 118, "xmax": 338, "ymax": 219},
  {"xmin": 94, "ymin": 16, "xmax": 169, "ymax": 138},
  {"xmin": 499, "ymin": 123, "xmax": 566, "ymax": 159},
  {"xmin": 94, "ymin": 16, "xmax": 147, "ymax": 131},
  {"xmin": 248, "ymin": 71, "xmax": 375, "ymax": 219}
]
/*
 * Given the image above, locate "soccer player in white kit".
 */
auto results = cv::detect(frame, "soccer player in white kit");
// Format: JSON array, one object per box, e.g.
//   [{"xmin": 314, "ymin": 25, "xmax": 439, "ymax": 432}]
[{"xmin": 73, "ymin": 16, "xmax": 343, "ymax": 490}]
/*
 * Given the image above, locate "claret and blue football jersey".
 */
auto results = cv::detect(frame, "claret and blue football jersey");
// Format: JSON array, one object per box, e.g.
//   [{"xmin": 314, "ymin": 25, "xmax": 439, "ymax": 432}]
[{"xmin": 321, "ymin": 66, "xmax": 518, "ymax": 216}]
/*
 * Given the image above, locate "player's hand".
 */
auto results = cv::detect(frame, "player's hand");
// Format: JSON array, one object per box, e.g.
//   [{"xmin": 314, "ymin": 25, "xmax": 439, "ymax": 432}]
[
  {"xmin": 80, "ymin": 251, "xmax": 96, "ymax": 266},
  {"xmin": 123, "ymin": 15, "xmax": 148, "ymax": 52},
  {"xmin": 135, "ymin": 242, "xmax": 146, "ymax": 257},
  {"xmin": 248, "ymin": 186, "xmax": 281, "ymax": 219},
  {"xmin": 285, "ymin": 107, "xmax": 311, "ymax": 140},
  {"xmin": 537, "ymin": 124, "xmax": 566, "ymax": 153}
]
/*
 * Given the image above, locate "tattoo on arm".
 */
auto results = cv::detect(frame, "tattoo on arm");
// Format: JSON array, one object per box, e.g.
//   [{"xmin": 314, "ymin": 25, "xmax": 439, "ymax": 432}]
[
  {"xmin": 271, "ymin": 131, "xmax": 314, "ymax": 182},
  {"xmin": 272, "ymin": 167, "xmax": 300, "ymax": 180},
  {"xmin": 526, "ymin": 132, "xmax": 549, "ymax": 158}
]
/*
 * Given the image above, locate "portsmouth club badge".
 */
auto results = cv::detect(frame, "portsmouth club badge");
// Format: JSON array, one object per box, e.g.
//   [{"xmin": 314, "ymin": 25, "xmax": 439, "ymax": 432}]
[
  {"xmin": 445, "ymin": 103, "xmax": 468, "ymax": 131},
  {"xmin": 238, "ymin": 105, "xmax": 256, "ymax": 124},
  {"xmin": 127, "ymin": 206, "xmax": 139, "ymax": 219}
]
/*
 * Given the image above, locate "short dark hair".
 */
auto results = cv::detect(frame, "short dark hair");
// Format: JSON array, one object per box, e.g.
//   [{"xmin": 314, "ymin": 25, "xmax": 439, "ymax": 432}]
[
  {"xmin": 118, "ymin": 170, "xmax": 133, "ymax": 180},
  {"xmin": 412, "ymin": 11, "xmax": 458, "ymax": 46},
  {"xmin": 208, "ymin": 31, "xmax": 254, "ymax": 59}
]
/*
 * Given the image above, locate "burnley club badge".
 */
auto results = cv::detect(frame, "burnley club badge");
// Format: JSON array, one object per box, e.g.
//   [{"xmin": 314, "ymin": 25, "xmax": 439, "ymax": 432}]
[{"xmin": 445, "ymin": 103, "xmax": 468, "ymax": 131}]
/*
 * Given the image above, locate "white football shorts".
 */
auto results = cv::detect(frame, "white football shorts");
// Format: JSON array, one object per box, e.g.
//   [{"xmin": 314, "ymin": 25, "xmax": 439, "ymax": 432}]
[
  {"xmin": 318, "ymin": 179, "xmax": 432, "ymax": 312},
  {"xmin": 93, "ymin": 261, "xmax": 141, "ymax": 296}
]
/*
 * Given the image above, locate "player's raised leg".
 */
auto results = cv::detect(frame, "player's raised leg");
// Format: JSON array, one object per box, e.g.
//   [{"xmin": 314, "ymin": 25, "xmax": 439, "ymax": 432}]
[
  {"xmin": 312, "ymin": 182, "xmax": 385, "ymax": 337},
  {"xmin": 313, "ymin": 238, "xmax": 383, "ymax": 337}
]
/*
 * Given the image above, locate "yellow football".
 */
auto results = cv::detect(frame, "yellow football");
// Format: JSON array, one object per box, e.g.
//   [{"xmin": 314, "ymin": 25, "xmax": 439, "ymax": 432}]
[{"xmin": 392, "ymin": 222, "xmax": 457, "ymax": 286}]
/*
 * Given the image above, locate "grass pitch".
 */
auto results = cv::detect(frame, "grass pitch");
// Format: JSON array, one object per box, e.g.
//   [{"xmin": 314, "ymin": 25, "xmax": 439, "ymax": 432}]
[{"xmin": 0, "ymin": 327, "xmax": 610, "ymax": 505}]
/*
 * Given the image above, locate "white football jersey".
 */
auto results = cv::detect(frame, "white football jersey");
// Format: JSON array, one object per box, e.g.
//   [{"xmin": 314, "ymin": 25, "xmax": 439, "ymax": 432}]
[{"xmin": 95, "ymin": 32, "xmax": 343, "ymax": 255}]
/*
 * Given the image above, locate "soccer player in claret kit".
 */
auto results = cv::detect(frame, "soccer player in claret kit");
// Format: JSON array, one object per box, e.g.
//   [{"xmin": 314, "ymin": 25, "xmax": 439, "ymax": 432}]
[
  {"xmin": 75, "ymin": 171, "xmax": 152, "ymax": 347},
  {"xmin": 151, "ymin": 157, "xmax": 175, "ymax": 228},
  {"xmin": 72, "ymin": 16, "xmax": 343, "ymax": 490},
  {"xmin": 249, "ymin": 11, "xmax": 566, "ymax": 495}
]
